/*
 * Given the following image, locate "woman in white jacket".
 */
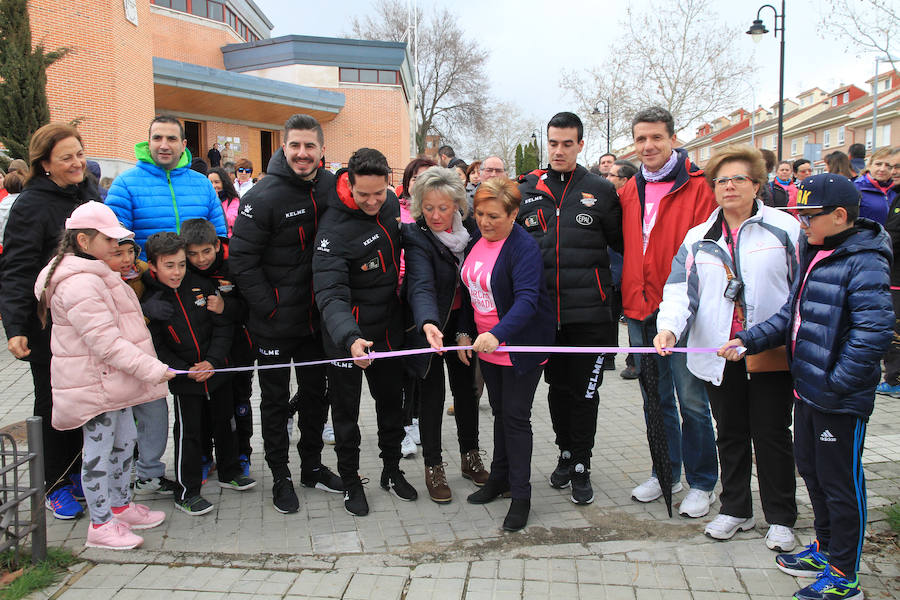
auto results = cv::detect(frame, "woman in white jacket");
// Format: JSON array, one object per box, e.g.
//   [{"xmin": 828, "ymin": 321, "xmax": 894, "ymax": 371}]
[{"xmin": 653, "ymin": 145, "xmax": 800, "ymax": 551}]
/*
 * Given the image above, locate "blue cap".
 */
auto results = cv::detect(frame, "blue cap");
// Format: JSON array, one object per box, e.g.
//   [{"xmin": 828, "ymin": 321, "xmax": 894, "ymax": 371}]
[{"xmin": 792, "ymin": 173, "xmax": 860, "ymax": 210}]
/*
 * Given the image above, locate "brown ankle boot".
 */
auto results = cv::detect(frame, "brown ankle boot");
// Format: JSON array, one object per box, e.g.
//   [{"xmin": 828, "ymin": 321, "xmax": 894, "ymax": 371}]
[
  {"xmin": 424, "ymin": 464, "xmax": 451, "ymax": 503},
  {"xmin": 461, "ymin": 449, "xmax": 490, "ymax": 486}
]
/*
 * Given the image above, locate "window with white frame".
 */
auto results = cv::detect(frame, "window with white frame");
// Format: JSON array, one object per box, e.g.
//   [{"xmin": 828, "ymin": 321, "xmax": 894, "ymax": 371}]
[
  {"xmin": 700, "ymin": 146, "xmax": 709, "ymax": 160},
  {"xmin": 832, "ymin": 97, "xmax": 838, "ymax": 107},
  {"xmin": 838, "ymin": 126, "xmax": 845, "ymax": 145},
  {"xmin": 824, "ymin": 130, "xmax": 831, "ymax": 147},
  {"xmin": 842, "ymin": 92, "xmax": 849, "ymax": 103},
  {"xmin": 771, "ymin": 134, "xmax": 777, "ymax": 149},
  {"xmin": 791, "ymin": 139, "xmax": 798, "ymax": 155},
  {"xmin": 866, "ymin": 128, "xmax": 873, "ymax": 149}
]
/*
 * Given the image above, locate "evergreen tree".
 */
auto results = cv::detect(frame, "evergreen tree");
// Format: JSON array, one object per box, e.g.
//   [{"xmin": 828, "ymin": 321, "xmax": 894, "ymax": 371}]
[
  {"xmin": 0, "ymin": 0, "xmax": 68, "ymax": 160},
  {"xmin": 515, "ymin": 143, "xmax": 524, "ymax": 176},
  {"xmin": 522, "ymin": 140, "xmax": 538, "ymax": 174}
]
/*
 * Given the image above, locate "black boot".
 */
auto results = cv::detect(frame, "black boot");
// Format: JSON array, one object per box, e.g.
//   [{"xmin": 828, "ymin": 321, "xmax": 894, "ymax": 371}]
[
  {"xmin": 502, "ymin": 498, "xmax": 530, "ymax": 531},
  {"xmin": 466, "ymin": 478, "xmax": 510, "ymax": 504}
]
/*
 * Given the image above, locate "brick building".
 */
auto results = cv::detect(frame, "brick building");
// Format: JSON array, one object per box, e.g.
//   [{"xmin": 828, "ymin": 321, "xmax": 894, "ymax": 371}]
[{"xmin": 28, "ymin": 0, "xmax": 415, "ymax": 180}]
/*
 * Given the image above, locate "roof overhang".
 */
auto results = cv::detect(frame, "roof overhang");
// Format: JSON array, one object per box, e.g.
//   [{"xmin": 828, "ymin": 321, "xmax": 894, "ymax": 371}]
[{"xmin": 152, "ymin": 57, "xmax": 345, "ymax": 125}]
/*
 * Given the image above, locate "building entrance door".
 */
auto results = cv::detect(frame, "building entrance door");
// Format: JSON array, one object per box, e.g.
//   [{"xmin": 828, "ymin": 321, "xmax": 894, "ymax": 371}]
[
  {"xmin": 260, "ymin": 130, "xmax": 274, "ymax": 172},
  {"xmin": 184, "ymin": 120, "xmax": 202, "ymax": 162}
]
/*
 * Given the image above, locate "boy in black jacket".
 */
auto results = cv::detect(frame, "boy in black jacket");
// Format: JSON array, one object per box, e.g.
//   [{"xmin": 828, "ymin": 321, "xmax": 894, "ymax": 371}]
[
  {"xmin": 143, "ymin": 232, "xmax": 257, "ymax": 516},
  {"xmin": 181, "ymin": 219, "xmax": 255, "ymax": 477}
]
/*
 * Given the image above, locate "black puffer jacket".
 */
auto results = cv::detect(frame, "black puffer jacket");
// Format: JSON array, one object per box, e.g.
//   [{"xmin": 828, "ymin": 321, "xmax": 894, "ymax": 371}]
[
  {"xmin": 0, "ymin": 176, "xmax": 99, "ymax": 364},
  {"xmin": 401, "ymin": 215, "xmax": 478, "ymax": 378},
  {"xmin": 884, "ymin": 185, "xmax": 900, "ymax": 286},
  {"xmin": 228, "ymin": 149, "xmax": 332, "ymax": 340},
  {"xmin": 142, "ymin": 269, "xmax": 233, "ymax": 394},
  {"xmin": 517, "ymin": 164, "xmax": 623, "ymax": 326},
  {"xmin": 313, "ymin": 170, "xmax": 404, "ymax": 356}
]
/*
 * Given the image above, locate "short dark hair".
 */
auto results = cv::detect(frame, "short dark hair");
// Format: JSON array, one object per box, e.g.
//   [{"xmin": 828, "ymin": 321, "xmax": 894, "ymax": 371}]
[
  {"xmin": 612, "ymin": 159, "xmax": 637, "ymax": 180},
  {"xmin": 284, "ymin": 113, "xmax": 324, "ymax": 146},
  {"xmin": 180, "ymin": 218, "xmax": 219, "ymax": 247},
  {"xmin": 348, "ymin": 148, "xmax": 391, "ymax": 185},
  {"xmin": 401, "ymin": 157, "xmax": 437, "ymax": 198},
  {"xmin": 548, "ymin": 112, "xmax": 584, "ymax": 141},
  {"xmin": 3, "ymin": 170, "xmax": 24, "ymax": 194},
  {"xmin": 842, "ymin": 204, "xmax": 859, "ymax": 223},
  {"xmin": 631, "ymin": 106, "xmax": 675, "ymax": 137},
  {"xmin": 149, "ymin": 115, "xmax": 185, "ymax": 140},
  {"xmin": 145, "ymin": 231, "xmax": 186, "ymax": 264},
  {"xmin": 437, "ymin": 145, "xmax": 455, "ymax": 158},
  {"xmin": 760, "ymin": 149, "xmax": 776, "ymax": 172},
  {"xmin": 848, "ymin": 143, "xmax": 866, "ymax": 159},
  {"xmin": 599, "ymin": 152, "xmax": 616, "ymax": 162},
  {"xmin": 792, "ymin": 158, "xmax": 811, "ymax": 174}
]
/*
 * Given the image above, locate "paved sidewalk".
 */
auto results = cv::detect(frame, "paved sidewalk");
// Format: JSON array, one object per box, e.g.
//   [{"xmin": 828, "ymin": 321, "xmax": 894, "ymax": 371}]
[{"xmin": 0, "ymin": 325, "xmax": 895, "ymax": 599}]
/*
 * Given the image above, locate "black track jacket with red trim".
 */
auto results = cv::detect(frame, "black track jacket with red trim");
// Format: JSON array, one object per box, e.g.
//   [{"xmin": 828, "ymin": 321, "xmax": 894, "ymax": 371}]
[
  {"xmin": 517, "ymin": 165, "xmax": 623, "ymax": 326},
  {"xmin": 313, "ymin": 170, "xmax": 405, "ymax": 356}
]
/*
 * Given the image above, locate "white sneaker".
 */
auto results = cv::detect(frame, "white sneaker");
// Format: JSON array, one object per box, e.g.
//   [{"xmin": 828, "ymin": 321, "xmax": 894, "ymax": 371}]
[
  {"xmin": 401, "ymin": 433, "xmax": 417, "ymax": 458},
  {"xmin": 704, "ymin": 514, "xmax": 755, "ymax": 540},
  {"xmin": 322, "ymin": 423, "xmax": 335, "ymax": 445},
  {"xmin": 679, "ymin": 488, "xmax": 716, "ymax": 518},
  {"xmin": 631, "ymin": 477, "xmax": 684, "ymax": 503},
  {"xmin": 405, "ymin": 419, "xmax": 421, "ymax": 445},
  {"xmin": 765, "ymin": 524, "xmax": 796, "ymax": 552}
]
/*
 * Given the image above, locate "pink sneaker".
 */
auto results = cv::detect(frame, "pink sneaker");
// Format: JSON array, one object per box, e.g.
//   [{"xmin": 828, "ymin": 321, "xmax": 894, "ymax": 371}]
[
  {"xmin": 85, "ymin": 519, "xmax": 144, "ymax": 550},
  {"xmin": 114, "ymin": 503, "xmax": 166, "ymax": 530}
]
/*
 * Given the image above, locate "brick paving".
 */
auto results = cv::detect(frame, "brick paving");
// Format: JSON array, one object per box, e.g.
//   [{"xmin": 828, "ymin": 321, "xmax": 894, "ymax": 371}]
[{"xmin": 1, "ymin": 325, "xmax": 895, "ymax": 599}]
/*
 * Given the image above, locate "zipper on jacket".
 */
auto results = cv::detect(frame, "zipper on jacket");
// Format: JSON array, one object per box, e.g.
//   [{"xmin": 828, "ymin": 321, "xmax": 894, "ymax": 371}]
[
  {"xmin": 552, "ymin": 176, "xmax": 573, "ymax": 330},
  {"xmin": 352, "ymin": 305, "xmax": 359, "ymax": 323},
  {"xmin": 167, "ymin": 325, "xmax": 181, "ymax": 344},
  {"xmin": 298, "ymin": 226, "xmax": 306, "ymax": 250},
  {"xmin": 377, "ymin": 249, "xmax": 387, "ymax": 273},
  {"xmin": 167, "ymin": 171, "xmax": 181, "ymax": 234},
  {"xmin": 174, "ymin": 290, "xmax": 202, "ymax": 363},
  {"xmin": 375, "ymin": 215, "xmax": 399, "ymax": 276},
  {"xmin": 268, "ymin": 288, "xmax": 279, "ymax": 319},
  {"xmin": 594, "ymin": 268, "xmax": 607, "ymax": 301},
  {"xmin": 537, "ymin": 209, "xmax": 547, "ymax": 232}
]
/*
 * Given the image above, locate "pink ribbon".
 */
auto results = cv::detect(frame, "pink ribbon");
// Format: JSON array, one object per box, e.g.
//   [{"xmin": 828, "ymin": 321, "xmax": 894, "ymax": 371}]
[{"xmin": 168, "ymin": 345, "xmax": 746, "ymax": 375}]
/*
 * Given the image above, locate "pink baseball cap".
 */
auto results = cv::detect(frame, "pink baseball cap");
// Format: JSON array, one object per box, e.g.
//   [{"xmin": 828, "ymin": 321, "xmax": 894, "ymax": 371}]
[{"xmin": 65, "ymin": 202, "xmax": 134, "ymax": 240}]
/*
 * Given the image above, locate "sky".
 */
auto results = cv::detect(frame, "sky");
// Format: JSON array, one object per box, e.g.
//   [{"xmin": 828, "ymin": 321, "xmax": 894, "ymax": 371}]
[{"xmin": 252, "ymin": 0, "xmax": 888, "ymax": 155}]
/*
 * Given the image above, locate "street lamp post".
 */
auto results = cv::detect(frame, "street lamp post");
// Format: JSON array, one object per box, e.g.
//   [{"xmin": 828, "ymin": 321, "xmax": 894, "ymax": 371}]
[
  {"xmin": 747, "ymin": 0, "xmax": 785, "ymax": 161},
  {"xmin": 531, "ymin": 129, "xmax": 543, "ymax": 168},
  {"xmin": 872, "ymin": 56, "xmax": 899, "ymax": 152},
  {"xmin": 592, "ymin": 100, "xmax": 611, "ymax": 154}
]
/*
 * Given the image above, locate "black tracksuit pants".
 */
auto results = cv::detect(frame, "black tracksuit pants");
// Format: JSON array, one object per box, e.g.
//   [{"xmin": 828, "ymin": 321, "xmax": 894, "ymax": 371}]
[
  {"xmin": 480, "ymin": 361, "xmax": 542, "ymax": 500},
  {"xmin": 31, "ymin": 361, "xmax": 82, "ymax": 493},
  {"xmin": 232, "ymin": 370, "xmax": 254, "ymax": 456},
  {"xmin": 255, "ymin": 334, "xmax": 329, "ymax": 481},
  {"xmin": 546, "ymin": 323, "xmax": 610, "ymax": 468},
  {"xmin": 328, "ymin": 357, "xmax": 404, "ymax": 485},
  {"xmin": 173, "ymin": 387, "xmax": 241, "ymax": 501},
  {"xmin": 793, "ymin": 399, "xmax": 868, "ymax": 579},
  {"xmin": 882, "ymin": 289, "xmax": 900, "ymax": 385},
  {"xmin": 419, "ymin": 321, "xmax": 479, "ymax": 467},
  {"xmin": 704, "ymin": 360, "xmax": 797, "ymax": 526}
]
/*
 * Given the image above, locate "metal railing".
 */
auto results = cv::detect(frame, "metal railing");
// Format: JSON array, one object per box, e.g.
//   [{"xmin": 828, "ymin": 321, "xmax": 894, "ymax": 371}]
[{"xmin": 0, "ymin": 417, "xmax": 46, "ymax": 562}]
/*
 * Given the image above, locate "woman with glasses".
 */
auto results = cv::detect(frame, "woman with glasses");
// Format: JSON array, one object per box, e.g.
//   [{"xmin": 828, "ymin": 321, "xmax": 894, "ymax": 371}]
[
  {"xmin": 653, "ymin": 145, "xmax": 801, "ymax": 551},
  {"xmin": 234, "ymin": 158, "xmax": 254, "ymax": 198}
]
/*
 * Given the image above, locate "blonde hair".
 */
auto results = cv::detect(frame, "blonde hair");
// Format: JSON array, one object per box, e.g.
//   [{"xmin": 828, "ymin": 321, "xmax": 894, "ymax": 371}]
[
  {"xmin": 409, "ymin": 167, "xmax": 468, "ymax": 220},
  {"xmin": 866, "ymin": 147, "xmax": 895, "ymax": 173},
  {"xmin": 473, "ymin": 177, "xmax": 521, "ymax": 214},
  {"xmin": 37, "ymin": 228, "xmax": 99, "ymax": 327},
  {"xmin": 704, "ymin": 145, "xmax": 768, "ymax": 187}
]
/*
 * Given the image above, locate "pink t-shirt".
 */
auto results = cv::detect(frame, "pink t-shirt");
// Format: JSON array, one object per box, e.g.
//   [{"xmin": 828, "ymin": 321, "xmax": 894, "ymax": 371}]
[
  {"xmin": 792, "ymin": 249, "xmax": 834, "ymax": 399},
  {"xmin": 642, "ymin": 181, "xmax": 669, "ymax": 252},
  {"xmin": 460, "ymin": 237, "xmax": 512, "ymax": 366}
]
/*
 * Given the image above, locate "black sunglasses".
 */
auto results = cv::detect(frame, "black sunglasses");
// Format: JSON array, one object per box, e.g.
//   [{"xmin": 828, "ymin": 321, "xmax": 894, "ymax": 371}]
[{"xmin": 236, "ymin": 168, "xmax": 252, "ymax": 173}]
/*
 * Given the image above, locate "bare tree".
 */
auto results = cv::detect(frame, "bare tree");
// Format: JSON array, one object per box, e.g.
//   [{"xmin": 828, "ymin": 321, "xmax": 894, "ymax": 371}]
[
  {"xmin": 560, "ymin": 0, "xmax": 754, "ymax": 145},
  {"xmin": 818, "ymin": 0, "xmax": 898, "ymax": 73},
  {"xmin": 350, "ymin": 0, "xmax": 490, "ymax": 154},
  {"xmin": 457, "ymin": 102, "xmax": 538, "ymax": 171}
]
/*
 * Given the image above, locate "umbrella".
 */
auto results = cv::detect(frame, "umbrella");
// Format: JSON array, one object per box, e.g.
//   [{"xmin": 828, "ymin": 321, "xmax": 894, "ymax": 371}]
[{"xmin": 638, "ymin": 316, "xmax": 674, "ymax": 517}]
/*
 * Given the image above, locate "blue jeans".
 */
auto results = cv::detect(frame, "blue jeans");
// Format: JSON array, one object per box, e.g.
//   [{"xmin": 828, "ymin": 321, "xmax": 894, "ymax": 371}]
[{"xmin": 627, "ymin": 317, "xmax": 718, "ymax": 492}]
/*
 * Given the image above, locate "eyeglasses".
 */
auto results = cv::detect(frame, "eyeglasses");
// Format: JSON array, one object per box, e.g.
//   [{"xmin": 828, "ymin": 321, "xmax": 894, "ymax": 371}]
[
  {"xmin": 481, "ymin": 168, "xmax": 505, "ymax": 175},
  {"xmin": 236, "ymin": 168, "xmax": 252, "ymax": 173},
  {"xmin": 797, "ymin": 206, "xmax": 837, "ymax": 227},
  {"xmin": 712, "ymin": 175, "xmax": 753, "ymax": 187}
]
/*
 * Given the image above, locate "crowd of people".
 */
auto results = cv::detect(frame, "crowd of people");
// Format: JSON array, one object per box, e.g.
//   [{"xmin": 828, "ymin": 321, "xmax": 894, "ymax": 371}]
[{"xmin": 0, "ymin": 107, "xmax": 898, "ymax": 600}]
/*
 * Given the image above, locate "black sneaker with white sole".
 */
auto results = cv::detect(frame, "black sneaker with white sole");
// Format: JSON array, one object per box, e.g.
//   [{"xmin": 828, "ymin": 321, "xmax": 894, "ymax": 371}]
[
  {"xmin": 570, "ymin": 463, "xmax": 594, "ymax": 505},
  {"xmin": 344, "ymin": 478, "xmax": 369, "ymax": 516},
  {"xmin": 300, "ymin": 465, "xmax": 344, "ymax": 493},
  {"xmin": 272, "ymin": 477, "xmax": 299, "ymax": 514},
  {"xmin": 175, "ymin": 495, "xmax": 214, "ymax": 516},
  {"xmin": 549, "ymin": 450, "xmax": 573, "ymax": 489},
  {"xmin": 380, "ymin": 468, "xmax": 418, "ymax": 501}
]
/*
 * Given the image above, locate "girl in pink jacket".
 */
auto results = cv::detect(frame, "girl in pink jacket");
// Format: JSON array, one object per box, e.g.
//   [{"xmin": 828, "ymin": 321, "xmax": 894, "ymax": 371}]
[{"xmin": 34, "ymin": 202, "xmax": 175, "ymax": 551}]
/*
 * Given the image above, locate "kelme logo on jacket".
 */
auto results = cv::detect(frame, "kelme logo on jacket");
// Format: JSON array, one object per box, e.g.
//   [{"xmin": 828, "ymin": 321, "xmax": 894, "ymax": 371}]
[
  {"xmin": 317, "ymin": 238, "xmax": 330, "ymax": 253},
  {"xmin": 240, "ymin": 204, "xmax": 253, "ymax": 218}
]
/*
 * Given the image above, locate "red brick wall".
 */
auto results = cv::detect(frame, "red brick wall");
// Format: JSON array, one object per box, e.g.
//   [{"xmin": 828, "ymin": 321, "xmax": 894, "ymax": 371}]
[
  {"xmin": 150, "ymin": 9, "xmax": 243, "ymax": 69},
  {"xmin": 29, "ymin": 0, "xmax": 155, "ymax": 161}
]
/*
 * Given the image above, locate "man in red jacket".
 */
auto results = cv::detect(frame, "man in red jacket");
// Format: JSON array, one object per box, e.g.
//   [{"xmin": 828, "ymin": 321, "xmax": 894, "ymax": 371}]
[{"xmin": 619, "ymin": 106, "xmax": 719, "ymax": 519}]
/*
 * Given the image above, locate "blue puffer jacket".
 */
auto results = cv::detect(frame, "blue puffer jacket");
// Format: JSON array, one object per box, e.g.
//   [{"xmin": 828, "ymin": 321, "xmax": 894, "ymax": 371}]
[
  {"xmin": 106, "ymin": 143, "xmax": 226, "ymax": 257},
  {"xmin": 738, "ymin": 218, "xmax": 893, "ymax": 419},
  {"xmin": 854, "ymin": 174, "xmax": 892, "ymax": 225}
]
